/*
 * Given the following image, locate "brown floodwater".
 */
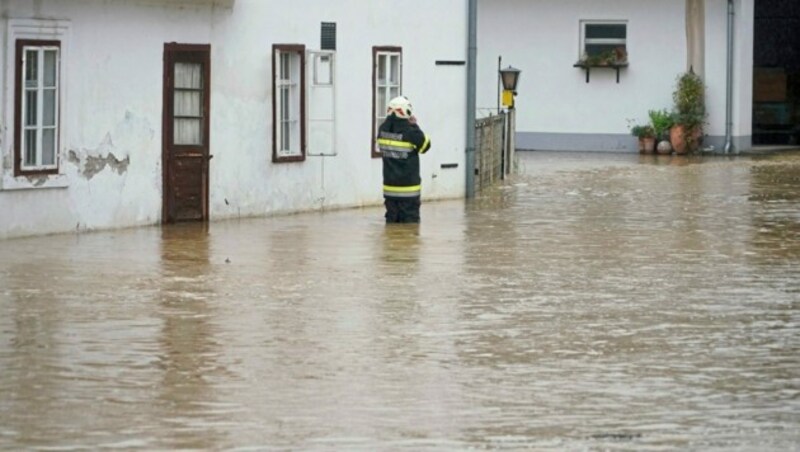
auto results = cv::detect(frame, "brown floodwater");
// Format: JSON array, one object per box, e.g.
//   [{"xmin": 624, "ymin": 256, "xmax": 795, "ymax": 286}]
[{"xmin": 1, "ymin": 151, "xmax": 798, "ymax": 450}]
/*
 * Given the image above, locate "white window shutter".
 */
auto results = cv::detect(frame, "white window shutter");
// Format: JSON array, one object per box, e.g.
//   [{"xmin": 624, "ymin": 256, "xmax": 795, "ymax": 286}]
[{"xmin": 307, "ymin": 50, "xmax": 336, "ymax": 157}]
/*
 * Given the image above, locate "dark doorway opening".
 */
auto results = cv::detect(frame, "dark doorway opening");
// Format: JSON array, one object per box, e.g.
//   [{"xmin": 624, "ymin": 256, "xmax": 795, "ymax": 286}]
[{"xmin": 753, "ymin": 0, "xmax": 800, "ymax": 145}]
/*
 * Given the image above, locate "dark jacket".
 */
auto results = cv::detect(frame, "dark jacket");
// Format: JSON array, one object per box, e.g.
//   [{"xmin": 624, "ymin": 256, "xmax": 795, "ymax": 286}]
[{"xmin": 377, "ymin": 115, "xmax": 431, "ymax": 198}]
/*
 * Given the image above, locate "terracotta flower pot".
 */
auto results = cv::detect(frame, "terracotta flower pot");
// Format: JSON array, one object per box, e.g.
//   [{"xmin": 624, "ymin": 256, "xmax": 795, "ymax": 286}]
[
  {"xmin": 642, "ymin": 137, "xmax": 656, "ymax": 154},
  {"xmin": 670, "ymin": 124, "xmax": 702, "ymax": 155}
]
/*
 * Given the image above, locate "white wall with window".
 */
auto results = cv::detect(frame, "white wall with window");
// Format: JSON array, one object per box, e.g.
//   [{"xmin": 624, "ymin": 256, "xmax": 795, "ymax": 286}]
[
  {"xmin": 0, "ymin": 7, "xmax": 220, "ymax": 238},
  {"xmin": 477, "ymin": 0, "xmax": 754, "ymax": 153},
  {"xmin": 209, "ymin": 0, "xmax": 467, "ymax": 217},
  {"xmin": 0, "ymin": 0, "xmax": 468, "ymax": 239}
]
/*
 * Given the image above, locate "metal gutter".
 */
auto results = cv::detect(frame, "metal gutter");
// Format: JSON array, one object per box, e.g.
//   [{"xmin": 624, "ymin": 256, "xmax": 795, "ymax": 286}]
[
  {"xmin": 466, "ymin": 0, "xmax": 477, "ymax": 198},
  {"xmin": 724, "ymin": 0, "xmax": 735, "ymax": 154}
]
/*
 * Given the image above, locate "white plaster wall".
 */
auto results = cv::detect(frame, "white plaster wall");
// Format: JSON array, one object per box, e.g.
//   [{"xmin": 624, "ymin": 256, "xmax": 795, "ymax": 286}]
[
  {"xmin": 477, "ymin": 0, "xmax": 754, "ymax": 151},
  {"xmin": 0, "ymin": 1, "xmax": 222, "ymax": 238},
  {"xmin": 478, "ymin": 0, "xmax": 686, "ymax": 136},
  {"xmin": 208, "ymin": 0, "xmax": 467, "ymax": 221},
  {"xmin": 0, "ymin": 0, "xmax": 467, "ymax": 239}
]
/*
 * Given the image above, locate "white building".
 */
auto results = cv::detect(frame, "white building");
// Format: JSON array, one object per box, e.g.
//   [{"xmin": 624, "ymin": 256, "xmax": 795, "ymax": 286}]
[
  {"xmin": 476, "ymin": 0, "xmax": 757, "ymax": 153},
  {"xmin": 0, "ymin": 0, "xmax": 469, "ymax": 239},
  {"xmin": 4, "ymin": 0, "xmax": 793, "ymax": 239}
]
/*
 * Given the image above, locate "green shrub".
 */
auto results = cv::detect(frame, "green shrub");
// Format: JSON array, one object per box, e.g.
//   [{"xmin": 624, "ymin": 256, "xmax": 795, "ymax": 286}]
[
  {"xmin": 648, "ymin": 109, "xmax": 673, "ymax": 140},
  {"xmin": 630, "ymin": 124, "xmax": 655, "ymax": 139}
]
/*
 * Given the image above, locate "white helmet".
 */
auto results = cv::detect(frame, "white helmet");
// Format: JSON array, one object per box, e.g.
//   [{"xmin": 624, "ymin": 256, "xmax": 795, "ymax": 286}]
[{"xmin": 387, "ymin": 96, "xmax": 413, "ymax": 119}]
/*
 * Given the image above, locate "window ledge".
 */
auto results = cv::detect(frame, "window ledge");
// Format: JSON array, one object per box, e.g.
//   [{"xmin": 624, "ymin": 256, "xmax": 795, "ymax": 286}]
[
  {"xmin": 573, "ymin": 61, "xmax": 629, "ymax": 69},
  {"xmin": 1, "ymin": 174, "xmax": 69, "ymax": 191},
  {"xmin": 573, "ymin": 61, "xmax": 629, "ymax": 83}
]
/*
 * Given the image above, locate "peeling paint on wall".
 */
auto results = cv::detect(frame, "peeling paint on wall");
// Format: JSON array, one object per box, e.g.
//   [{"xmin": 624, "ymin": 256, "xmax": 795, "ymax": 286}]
[
  {"xmin": 28, "ymin": 176, "xmax": 48, "ymax": 186},
  {"xmin": 66, "ymin": 133, "xmax": 120, "ymax": 180},
  {"xmin": 66, "ymin": 110, "xmax": 153, "ymax": 180},
  {"xmin": 68, "ymin": 146, "xmax": 130, "ymax": 180}
]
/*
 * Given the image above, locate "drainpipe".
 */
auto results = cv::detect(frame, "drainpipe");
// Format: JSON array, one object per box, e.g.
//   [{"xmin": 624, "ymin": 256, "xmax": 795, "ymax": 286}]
[
  {"xmin": 466, "ymin": 0, "xmax": 477, "ymax": 198},
  {"xmin": 724, "ymin": 0, "xmax": 735, "ymax": 154}
]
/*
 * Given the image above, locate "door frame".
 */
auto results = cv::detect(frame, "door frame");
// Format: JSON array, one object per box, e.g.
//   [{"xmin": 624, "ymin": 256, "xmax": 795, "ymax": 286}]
[{"xmin": 162, "ymin": 42, "xmax": 211, "ymax": 224}]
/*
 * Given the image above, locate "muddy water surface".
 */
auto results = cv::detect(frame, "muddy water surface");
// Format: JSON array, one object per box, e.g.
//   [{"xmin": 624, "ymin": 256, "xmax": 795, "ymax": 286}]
[{"xmin": 1, "ymin": 151, "xmax": 799, "ymax": 450}]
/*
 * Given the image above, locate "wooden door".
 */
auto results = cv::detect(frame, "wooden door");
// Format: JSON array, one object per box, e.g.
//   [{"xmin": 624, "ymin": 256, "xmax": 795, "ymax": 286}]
[{"xmin": 162, "ymin": 44, "xmax": 211, "ymax": 223}]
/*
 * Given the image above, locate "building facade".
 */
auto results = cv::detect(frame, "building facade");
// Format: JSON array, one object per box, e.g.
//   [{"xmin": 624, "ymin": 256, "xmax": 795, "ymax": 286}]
[
  {"xmin": 477, "ymin": 0, "xmax": 756, "ymax": 153},
  {"xmin": 4, "ymin": 0, "xmax": 791, "ymax": 240},
  {"xmin": 0, "ymin": 0, "xmax": 469, "ymax": 239}
]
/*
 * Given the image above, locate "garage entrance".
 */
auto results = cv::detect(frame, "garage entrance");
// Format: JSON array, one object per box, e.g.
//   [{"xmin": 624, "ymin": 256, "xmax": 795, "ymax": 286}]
[{"xmin": 753, "ymin": 1, "xmax": 800, "ymax": 145}]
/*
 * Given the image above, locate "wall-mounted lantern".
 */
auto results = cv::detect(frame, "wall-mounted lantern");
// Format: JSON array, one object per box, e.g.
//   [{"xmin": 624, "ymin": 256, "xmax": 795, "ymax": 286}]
[{"xmin": 499, "ymin": 65, "xmax": 521, "ymax": 109}]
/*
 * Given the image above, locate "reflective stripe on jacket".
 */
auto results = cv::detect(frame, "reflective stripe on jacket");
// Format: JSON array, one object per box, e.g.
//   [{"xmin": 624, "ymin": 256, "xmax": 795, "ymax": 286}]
[{"xmin": 378, "ymin": 116, "xmax": 431, "ymax": 198}]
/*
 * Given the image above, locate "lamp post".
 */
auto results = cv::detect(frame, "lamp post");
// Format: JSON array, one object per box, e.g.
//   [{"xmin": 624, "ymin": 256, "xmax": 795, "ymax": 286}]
[
  {"xmin": 498, "ymin": 65, "xmax": 521, "ymax": 179},
  {"xmin": 499, "ymin": 65, "xmax": 521, "ymax": 109}
]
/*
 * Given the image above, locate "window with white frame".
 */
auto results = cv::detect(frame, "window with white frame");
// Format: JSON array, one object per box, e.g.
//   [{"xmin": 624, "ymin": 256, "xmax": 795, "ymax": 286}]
[
  {"xmin": 15, "ymin": 40, "xmax": 60, "ymax": 175},
  {"xmin": 580, "ymin": 21, "xmax": 627, "ymax": 63},
  {"xmin": 372, "ymin": 47, "xmax": 402, "ymax": 158},
  {"xmin": 272, "ymin": 44, "xmax": 305, "ymax": 162}
]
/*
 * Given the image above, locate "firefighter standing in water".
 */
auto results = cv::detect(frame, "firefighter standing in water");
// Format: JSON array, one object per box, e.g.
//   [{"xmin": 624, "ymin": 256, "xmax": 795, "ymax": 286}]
[{"xmin": 377, "ymin": 96, "xmax": 432, "ymax": 223}]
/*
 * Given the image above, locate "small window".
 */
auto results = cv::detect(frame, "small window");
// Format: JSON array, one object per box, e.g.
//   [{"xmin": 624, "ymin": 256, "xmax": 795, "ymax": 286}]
[
  {"xmin": 272, "ymin": 44, "xmax": 306, "ymax": 163},
  {"xmin": 15, "ymin": 40, "xmax": 61, "ymax": 176},
  {"xmin": 321, "ymin": 22, "xmax": 336, "ymax": 51},
  {"xmin": 580, "ymin": 21, "xmax": 627, "ymax": 63},
  {"xmin": 372, "ymin": 46, "xmax": 402, "ymax": 158}
]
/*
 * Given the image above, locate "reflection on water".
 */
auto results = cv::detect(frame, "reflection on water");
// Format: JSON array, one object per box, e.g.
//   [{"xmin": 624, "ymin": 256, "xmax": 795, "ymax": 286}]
[
  {"xmin": 156, "ymin": 224, "xmax": 226, "ymax": 449},
  {"xmin": 0, "ymin": 151, "xmax": 799, "ymax": 449},
  {"xmin": 380, "ymin": 224, "xmax": 421, "ymax": 268}
]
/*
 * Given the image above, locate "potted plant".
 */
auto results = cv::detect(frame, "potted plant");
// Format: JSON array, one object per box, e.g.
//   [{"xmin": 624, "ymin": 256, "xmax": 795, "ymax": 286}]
[
  {"xmin": 648, "ymin": 109, "xmax": 674, "ymax": 154},
  {"xmin": 670, "ymin": 71, "xmax": 706, "ymax": 154},
  {"xmin": 630, "ymin": 123, "xmax": 656, "ymax": 154}
]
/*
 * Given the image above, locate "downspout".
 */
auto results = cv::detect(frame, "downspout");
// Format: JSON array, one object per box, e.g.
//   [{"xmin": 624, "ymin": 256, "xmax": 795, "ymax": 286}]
[
  {"xmin": 724, "ymin": 0, "xmax": 735, "ymax": 154},
  {"xmin": 466, "ymin": 0, "xmax": 477, "ymax": 198}
]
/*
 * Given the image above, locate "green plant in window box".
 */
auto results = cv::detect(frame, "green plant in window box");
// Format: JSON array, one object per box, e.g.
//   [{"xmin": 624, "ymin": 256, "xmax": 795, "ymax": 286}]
[
  {"xmin": 579, "ymin": 47, "xmax": 627, "ymax": 67},
  {"xmin": 596, "ymin": 50, "xmax": 616, "ymax": 66}
]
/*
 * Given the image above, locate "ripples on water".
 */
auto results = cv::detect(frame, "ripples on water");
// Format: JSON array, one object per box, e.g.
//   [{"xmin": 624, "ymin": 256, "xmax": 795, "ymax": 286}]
[{"xmin": 1, "ymin": 151, "xmax": 798, "ymax": 450}]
